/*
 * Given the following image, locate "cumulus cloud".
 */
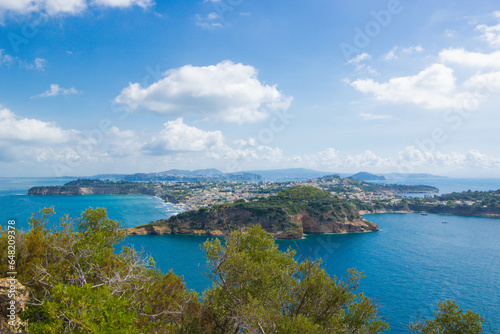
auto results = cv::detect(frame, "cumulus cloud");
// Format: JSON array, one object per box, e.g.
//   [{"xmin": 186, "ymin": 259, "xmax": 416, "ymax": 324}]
[
  {"xmin": 463, "ymin": 71, "xmax": 500, "ymax": 93},
  {"xmin": 439, "ymin": 48, "xmax": 500, "ymax": 68},
  {"xmin": 143, "ymin": 118, "xmax": 224, "ymax": 155},
  {"xmin": 0, "ymin": 107, "xmax": 77, "ymax": 144},
  {"xmin": 395, "ymin": 146, "xmax": 500, "ymax": 170},
  {"xmin": 476, "ymin": 12, "xmax": 500, "ymax": 48},
  {"xmin": 350, "ymin": 64, "xmax": 475, "ymax": 109},
  {"xmin": 287, "ymin": 146, "xmax": 500, "ymax": 173},
  {"xmin": 0, "ymin": 0, "xmax": 153, "ymax": 17},
  {"xmin": 115, "ymin": 60, "xmax": 293, "ymax": 124},
  {"xmin": 31, "ymin": 84, "xmax": 82, "ymax": 99}
]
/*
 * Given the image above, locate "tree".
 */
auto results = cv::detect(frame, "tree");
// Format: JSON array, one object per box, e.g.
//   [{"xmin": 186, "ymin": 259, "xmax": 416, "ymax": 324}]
[
  {"xmin": 201, "ymin": 225, "xmax": 389, "ymax": 333},
  {"xmin": 409, "ymin": 300, "xmax": 484, "ymax": 334},
  {"xmin": 0, "ymin": 207, "xmax": 202, "ymax": 333}
]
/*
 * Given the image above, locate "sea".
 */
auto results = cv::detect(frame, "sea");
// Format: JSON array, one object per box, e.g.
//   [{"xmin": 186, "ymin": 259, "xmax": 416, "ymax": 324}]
[{"xmin": 0, "ymin": 177, "xmax": 499, "ymax": 333}]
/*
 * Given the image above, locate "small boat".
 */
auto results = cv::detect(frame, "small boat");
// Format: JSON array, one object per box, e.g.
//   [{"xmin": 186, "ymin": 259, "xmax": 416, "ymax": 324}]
[
  {"xmin": 442, "ymin": 221, "xmax": 448, "ymax": 224},
  {"xmin": 421, "ymin": 213, "xmax": 428, "ymax": 216}
]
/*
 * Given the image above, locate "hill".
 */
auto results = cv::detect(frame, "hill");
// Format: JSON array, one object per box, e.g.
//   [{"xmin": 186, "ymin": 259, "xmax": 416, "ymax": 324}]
[
  {"xmin": 28, "ymin": 179, "xmax": 180, "ymax": 203},
  {"xmin": 127, "ymin": 186, "xmax": 379, "ymax": 239},
  {"xmin": 122, "ymin": 171, "xmax": 262, "ymax": 182},
  {"xmin": 349, "ymin": 172, "xmax": 386, "ymax": 181}
]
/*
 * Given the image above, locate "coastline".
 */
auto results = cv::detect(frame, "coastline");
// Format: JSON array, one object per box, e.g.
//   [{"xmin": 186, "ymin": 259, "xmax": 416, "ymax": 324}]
[{"xmin": 359, "ymin": 209, "xmax": 500, "ymax": 218}]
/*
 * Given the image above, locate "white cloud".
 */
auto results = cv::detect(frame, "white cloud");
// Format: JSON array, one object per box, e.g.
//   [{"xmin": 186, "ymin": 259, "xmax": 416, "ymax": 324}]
[
  {"xmin": 348, "ymin": 52, "xmax": 371, "ymax": 65},
  {"xmin": 45, "ymin": 0, "xmax": 87, "ymax": 15},
  {"xmin": 350, "ymin": 64, "xmax": 471, "ymax": 109},
  {"xmin": 0, "ymin": 0, "xmax": 153, "ymax": 17},
  {"xmin": 383, "ymin": 47, "xmax": 398, "ymax": 61},
  {"xmin": 463, "ymin": 71, "xmax": 500, "ymax": 93},
  {"xmin": 347, "ymin": 53, "xmax": 376, "ymax": 73},
  {"xmin": 195, "ymin": 12, "xmax": 223, "ymax": 29},
  {"xmin": 143, "ymin": 118, "xmax": 224, "ymax": 154},
  {"xmin": 439, "ymin": 48, "xmax": 500, "ymax": 69},
  {"xmin": 287, "ymin": 146, "xmax": 500, "ymax": 173},
  {"xmin": 358, "ymin": 113, "xmax": 393, "ymax": 120},
  {"xmin": 0, "ymin": 49, "xmax": 15, "ymax": 65},
  {"xmin": 31, "ymin": 84, "xmax": 82, "ymax": 99},
  {"xmin": 396, "ymin": 146, "xmax": 500, "ymax": 170},
  {"xmin": 401, "ymin": 45, "xmax": 424, "ymax": 54},
  {"xmin": 0, "ymin": 0, "xmax": 38, "ymax": 14},
  {"xmin": 21, "ymin": 57, "xmax": 49, "ymax": 71},
  {"xmin": 0, "ymin": 50, "xmax": 47, "ymax": 71},
  {"xmin": 382, "ymin": 46, "xmax": 423, "ymax": 61},
  {"xmin": 0, "ymin": 107, "xmax": 76, "ymax": 144},
  {"xmin": 476, "ymin": 13, "xmax": 500, "ymax": 48},
  {"xmin": 115, "ymin": 60, "xmax": 293, "ymax": 124},
  {"xmin": 91, "ymin": 0, "xmax": 154, "ymax": 9}
]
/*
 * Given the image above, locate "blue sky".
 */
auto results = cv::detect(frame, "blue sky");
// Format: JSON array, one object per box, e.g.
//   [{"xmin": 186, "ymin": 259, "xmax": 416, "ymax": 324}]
[{"xmin": 0, "ymin": 0, "xmax": 500, "ymax": 177}]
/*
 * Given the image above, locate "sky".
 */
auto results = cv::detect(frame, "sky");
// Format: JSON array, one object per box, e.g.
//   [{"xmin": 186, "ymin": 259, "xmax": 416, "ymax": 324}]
[{"xmin": 0, "ymin": 0, "xmax": 500, "ymax": 177}]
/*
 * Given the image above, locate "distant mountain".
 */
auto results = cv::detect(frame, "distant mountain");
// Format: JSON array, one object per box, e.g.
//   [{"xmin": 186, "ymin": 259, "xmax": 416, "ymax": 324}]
[
  {"xmin": 162, "ymin": 169, "xmax": 223, "ymax": 176},
  {"xmin": 92, "ymin": 174, "xmax": 130, "ymax": 181},
  {"xmin": 247, "ymin": 168, "xmax": 332, "ymax": 181},
  {"xmin": 349, "ymin": 172, "xmax": 386, "ymax": 181},
  {"xmin": 120, "ymin": 170, "xmax": 262, "ymax": 182}
]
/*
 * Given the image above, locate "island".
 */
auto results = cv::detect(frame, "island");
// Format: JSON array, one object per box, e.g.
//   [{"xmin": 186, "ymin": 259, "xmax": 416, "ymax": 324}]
[{"xmin": 126, "ymin": 186, "xmax": 380, "ymax": 239}]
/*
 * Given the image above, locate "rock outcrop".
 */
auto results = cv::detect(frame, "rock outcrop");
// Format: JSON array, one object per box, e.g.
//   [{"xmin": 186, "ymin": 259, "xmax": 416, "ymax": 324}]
[
  {"xmin": 127, "ymin": 186, "xmax": 379, "ymax": 239},
  {"xmin": 0, "ymin": 278, "xmax": 27, "ymax": 333}
]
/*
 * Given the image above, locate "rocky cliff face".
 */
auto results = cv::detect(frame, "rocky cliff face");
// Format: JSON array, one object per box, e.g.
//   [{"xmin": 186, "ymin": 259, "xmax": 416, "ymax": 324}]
[
  {"xmin": 294, "ymin": 212, "xmax": 379, "ymax": 234},
  {"xmin": 127, "ymin": 206, "xmax": 379, "ymax": 239},
  {"xmin": 0, "ymin": 278, "xmax": 27, "ymax": 332}
]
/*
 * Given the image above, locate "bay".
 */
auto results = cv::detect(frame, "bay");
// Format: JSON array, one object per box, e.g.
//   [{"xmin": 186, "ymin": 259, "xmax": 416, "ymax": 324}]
[{"xmin": 0, "ymin": 177, "xmax": 499, "ymax": 332}]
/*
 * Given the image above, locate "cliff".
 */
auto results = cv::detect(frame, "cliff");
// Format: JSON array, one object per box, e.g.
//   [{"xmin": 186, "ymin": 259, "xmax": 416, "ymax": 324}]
[
  {"xmin": 127, "ymin": 186, "xmax": 379, "ymax": 239},
  {"xmin": 28, "ymin": 179, "xmax": 180, "ymax": 203}
]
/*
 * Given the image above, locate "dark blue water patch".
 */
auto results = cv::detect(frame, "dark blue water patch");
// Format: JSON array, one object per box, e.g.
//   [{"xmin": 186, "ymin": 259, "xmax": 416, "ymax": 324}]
[
  {"xmin": 1, "ymin": 178, "xmax": 500, "ymax": 332},
  {"xmin": 119, "ymin": 234, "xmax": 216, "ymax": 294},
  {"xmin": 123, "ymin": 214, "xmax": 500, "ymax": 333}
]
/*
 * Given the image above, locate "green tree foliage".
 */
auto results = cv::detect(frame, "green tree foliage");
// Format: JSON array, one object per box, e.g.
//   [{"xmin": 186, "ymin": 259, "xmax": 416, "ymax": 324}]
[
  {"xmin": 0, "ymin": 207, "xmax": 201, "ymax": 333},
  {"xmin": 409, "ymin": 300, "xmax": 484, "ymax": 334},
  {"xmin": 1, "ymin": 209, "xmax": 494, "ymax": 333},
  {"xmin": 201, "ymin": 225, "xmax": 389, "ymax": 333}
]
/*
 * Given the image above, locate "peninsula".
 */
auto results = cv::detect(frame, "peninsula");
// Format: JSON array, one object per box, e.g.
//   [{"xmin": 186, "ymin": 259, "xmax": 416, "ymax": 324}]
[{"xmin": 127, "ymin": 186, "xmax": 380, "ymax": 239}]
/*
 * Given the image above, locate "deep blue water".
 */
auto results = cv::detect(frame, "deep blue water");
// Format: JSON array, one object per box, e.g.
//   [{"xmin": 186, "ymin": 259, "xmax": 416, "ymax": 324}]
[{"xmin": 0, "ymin": 177, "xmax": 499, "ymax": 332}]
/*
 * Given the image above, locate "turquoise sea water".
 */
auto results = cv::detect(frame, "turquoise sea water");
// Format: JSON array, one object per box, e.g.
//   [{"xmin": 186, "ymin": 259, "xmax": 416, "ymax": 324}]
[
  {"xmin": 0, "ymin": 177, "xmax": 178, "ymax": 230},
  {"xmin": 0, "ymin": 177, "xmax": 499, "ymax": 332}
]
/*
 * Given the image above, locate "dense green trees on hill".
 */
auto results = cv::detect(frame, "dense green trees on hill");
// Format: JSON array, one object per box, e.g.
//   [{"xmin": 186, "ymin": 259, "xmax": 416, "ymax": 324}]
[{"xmin": 0, "ymin": 208, "xmax": 490, "ymax": 333}]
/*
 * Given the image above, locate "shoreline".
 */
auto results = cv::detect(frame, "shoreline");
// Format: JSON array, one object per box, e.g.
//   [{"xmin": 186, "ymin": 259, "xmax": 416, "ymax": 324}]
[{"xmin": 359, "ymin": 210, "xmax": 500, "ymax": 218}]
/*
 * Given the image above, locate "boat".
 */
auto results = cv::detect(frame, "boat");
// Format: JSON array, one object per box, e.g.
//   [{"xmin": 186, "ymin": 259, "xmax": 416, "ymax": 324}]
[
  {"xmin": 442, "ymin": 221, "xmax": 448, "ymax": 224},
  {"xmin": 421, "ymin": 213, "xmax": 428, "ymax": 216}
]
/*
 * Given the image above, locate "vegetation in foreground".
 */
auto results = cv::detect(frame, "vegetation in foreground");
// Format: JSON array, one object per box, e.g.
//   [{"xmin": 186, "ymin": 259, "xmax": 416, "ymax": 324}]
[{"xmin": 0, "ymin": 208, "xmax": 492, "ymax": 333}]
